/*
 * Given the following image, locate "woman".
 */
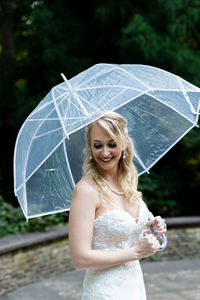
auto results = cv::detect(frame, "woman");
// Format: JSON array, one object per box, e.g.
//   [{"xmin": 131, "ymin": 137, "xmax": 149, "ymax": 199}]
[{"xmin": 68, "ymin": 111, "xmax": 167, "ymax": 300}]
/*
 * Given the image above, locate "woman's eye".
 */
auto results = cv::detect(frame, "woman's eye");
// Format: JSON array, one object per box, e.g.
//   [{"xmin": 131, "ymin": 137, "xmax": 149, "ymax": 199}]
[
  {"xmin": 109, "ymin": 144, "xmax": 116, "ymax": 148},
  {"xmin": 94, "ymin": 144, "xmax": 101, "ymax": 149}
]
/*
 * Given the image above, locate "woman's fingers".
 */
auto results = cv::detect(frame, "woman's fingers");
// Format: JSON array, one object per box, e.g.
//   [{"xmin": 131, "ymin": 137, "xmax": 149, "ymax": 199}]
[
  {"xmin": 147, "ymin": 216, "xmax": 167, "ymax": 235},
  {"xmin": 137, "ymin": 231, "xmax": 161, "ymax": 258},
  {"xmin": 144, "ymin": 233, "xmax": 160, "ymax": 250}
]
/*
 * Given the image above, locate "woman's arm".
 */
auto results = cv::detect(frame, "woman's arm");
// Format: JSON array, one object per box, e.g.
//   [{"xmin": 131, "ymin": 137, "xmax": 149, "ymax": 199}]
[{"xmin": 68, "ymin": 180, "xmax": 160, "ymax": 270}]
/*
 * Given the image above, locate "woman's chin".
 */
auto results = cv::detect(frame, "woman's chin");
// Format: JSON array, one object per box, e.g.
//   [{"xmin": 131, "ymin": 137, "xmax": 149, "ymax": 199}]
[{"xmin": 97, "ymin": 159, "xmax": 117, "ymax": 171}]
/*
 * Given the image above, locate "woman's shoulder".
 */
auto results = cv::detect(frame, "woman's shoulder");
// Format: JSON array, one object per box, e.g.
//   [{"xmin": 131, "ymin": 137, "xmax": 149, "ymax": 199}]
[
  {"xmin": 73, "ymin": 176, "xmax": 99, "ymax": 198},
  {"xmin": 70, "ymin": 177, "xmax": 99, "ymax": 219}
]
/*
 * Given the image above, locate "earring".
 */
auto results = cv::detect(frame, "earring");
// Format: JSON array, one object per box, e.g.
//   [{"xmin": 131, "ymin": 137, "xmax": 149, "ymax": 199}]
[
  {"xmin": 123, "ymin": 151, "xmax": 126, "ymax": 159},
  {"xmin": 89, "ymin": 150, "xmax": 93, "ymax": 160}
]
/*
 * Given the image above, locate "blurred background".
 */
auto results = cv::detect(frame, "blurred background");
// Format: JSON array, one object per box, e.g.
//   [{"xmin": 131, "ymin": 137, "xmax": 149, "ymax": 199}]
[{"xmin": 0, "ymin": 0, "xmax": 200, "ymax": 236}]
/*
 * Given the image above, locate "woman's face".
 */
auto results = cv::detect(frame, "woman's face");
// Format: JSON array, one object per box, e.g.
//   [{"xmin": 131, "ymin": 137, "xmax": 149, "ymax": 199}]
[{"xmin": 89, "ymin": 123, "xmax": 123, "ymax": 173}]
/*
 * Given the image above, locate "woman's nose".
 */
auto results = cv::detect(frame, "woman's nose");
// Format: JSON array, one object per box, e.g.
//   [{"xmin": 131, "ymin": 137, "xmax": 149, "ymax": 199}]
[{"xmin": 101, "ymin": 146, "xmax": 110, "ymax": 156}]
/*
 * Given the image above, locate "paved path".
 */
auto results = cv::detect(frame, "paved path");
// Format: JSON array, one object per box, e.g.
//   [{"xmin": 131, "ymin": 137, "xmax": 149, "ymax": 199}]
[{"xmin": 1, "ymin": 258, "xmax": 200, "ymax": 300}]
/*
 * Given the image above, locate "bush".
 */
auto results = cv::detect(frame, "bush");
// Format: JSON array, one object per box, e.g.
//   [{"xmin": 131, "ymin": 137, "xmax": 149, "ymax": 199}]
[
  {"xmin": 0, "ymin": 195, "xmax": 68, "ymax": 237},
  {"xmin": 139, "ymin": 165, "xmax": 182, "ymax": 217}
]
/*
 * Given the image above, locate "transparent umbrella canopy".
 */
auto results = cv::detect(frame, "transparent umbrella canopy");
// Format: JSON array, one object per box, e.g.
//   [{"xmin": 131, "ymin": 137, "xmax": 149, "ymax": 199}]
[{"xmin": 13, "ymin": 64, "xmax": 200, "ymax": 220}]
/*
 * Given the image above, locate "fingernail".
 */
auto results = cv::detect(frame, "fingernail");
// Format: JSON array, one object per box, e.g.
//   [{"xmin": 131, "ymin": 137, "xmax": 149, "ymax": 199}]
[
  {"xmin": 154, "ymin": 218, "xmax": 157, "ymax": 222},
  {"xmin": 155, "ymin": 231, "xmax": 158, "ymax": 234},
  {"xmin": 151, "ymin": 225, "xmax": 154, "ymax": 227}
]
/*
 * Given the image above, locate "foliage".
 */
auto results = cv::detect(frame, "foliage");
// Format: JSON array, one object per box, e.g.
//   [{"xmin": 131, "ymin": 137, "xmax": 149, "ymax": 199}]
[
  {"xmin": 0, "ymin": 195, "xmax": 68, "ymax": 237},
  {"xmin": 0, "ymin": 0, "xmax": 199, "ymax": 223},
  {"xmin": 139, "ymin": 165, "xmax": 182, "ymax": 217}
]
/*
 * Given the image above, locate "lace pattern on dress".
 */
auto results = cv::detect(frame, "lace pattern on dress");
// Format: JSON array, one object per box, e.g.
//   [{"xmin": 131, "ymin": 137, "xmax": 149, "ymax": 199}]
[{"xmin": 81, "ymin": 199, "xmax": 151, "ymax": 300}]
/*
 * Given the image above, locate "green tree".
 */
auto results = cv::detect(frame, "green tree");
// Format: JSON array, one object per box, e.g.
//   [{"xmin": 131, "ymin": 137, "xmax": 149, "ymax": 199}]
[{"xmin": 0, "ymin": 0, "xmax": 199, "ymax": 218}]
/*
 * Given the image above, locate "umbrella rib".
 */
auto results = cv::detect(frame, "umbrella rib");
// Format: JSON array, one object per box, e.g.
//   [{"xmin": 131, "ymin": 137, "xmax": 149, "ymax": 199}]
[
  {"xmin": 134, "ymin": 152, "xmax": 149, "ymax": 174},
  {"xmin": 76, "ymin": 85, "xmax": 144, "ymax": 92},
  {"xmin": 14, "ymin": 100, "xmax": 58, "ymax": 192},
  {"xmin": 30, "ymin": 91, "xmax": 70, "ymax": 117},
  {"xmin": 102, "ymin": 63, "xmax": 151, "ymax": 89},
  {"xmin": 52, "ymin": 87, "xmax": 69, "ymax": 137},
  {"xmin": 146, "ymin": 123, "xmax": 197, "ymax": 173},
  {"xmin": 98, "ymin": 88, "xmax": 148, "ymax": 113},
  {"xmin": 77, "ymin": 94, "xmax": 99, "ymax": 112},
  {"xmin": 63, "ymin": 93, "xmax": 72, "ymax": 124},
  {"xmin": 17, "ymin": 91, "xmax": 69, "ymax": 193},
  {"xmin": 67, "ymin": 90, "xmax": 150, "ymax": 137},
  {"xmin": 63, "ymin": 92, "xmax": 87, "ymax": 125},
  {"xmin": 146, "ymin": 92, "xmax": 196, "ymax": 125},
  {"xmin": 96, "ymin": 81, "xmax": 123, "ymax": 108},
  {"xmin": 28, "ymin": 116, "xmax": 85, "ymax": 121},
  {"xmin": 26, "ymin": 207, "xmax": 70, "ymax": 220},
  {"xmin": 97, "ymin": 88, "xmax": 128, "ymax": 110},
  {"xmin": 72, "ymin": 92, "xmax": 89, "ymax": 116},
  {"xmin": 54, "ymin": 85, "xmax": 70, "ymax": 92},
  {"xmin": 16, "ymin": 135, "xmax": 67, "ymax": 193},
  {"xmin": 74, "ymin": 65, "xmax": 117, "ymax": 89},
  {"xmin": 63, "ymin": 115, "xmax": 90, "ymax": 130},
  {"xmin": 178, "ymin": 77, "xmax": 199, "ymax": 114},
  {"xmin": 196, "ymin": 99, "xmax": 200, "ymax": 125},
  {"xmin": 73, "ymin": 67, "xmax": 93, "ymax": 88},
  {"xmin": 150, "ymin": 88, "xmax": 200, "ymax": 92},
  {"xmin": 69, "ymin": 99, "xmax": 88, "ymax": 115},
  {"xmin": 62, "ymin": 141, "xmax": 75, "ymax": 187},
  {"xmin": 34, "ymin": 126, "xmax": 63, "ymax": 139},
  {"xmin": 62, "ymin": 73, "xmax": 89, "ymax": 116},
  {"xmin": 96, "ymin": 73, "xmax": 131, "ymax": 107}
]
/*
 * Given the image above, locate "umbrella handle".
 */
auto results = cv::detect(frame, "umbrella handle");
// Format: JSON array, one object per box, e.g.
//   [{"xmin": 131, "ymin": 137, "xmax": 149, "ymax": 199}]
[
  {"xmin": 157, "ymin": 233, "xmax": 167, "ymax": 252},
  {"xmin": 144, "ymin": 214, "xmax": 168, "ymax": 252},
  {"xmin": 147, "ymin": 215, "xmax": 167, "ymax": 252},
  {"xmin": 143, "ymin": 232, "xmax": 167, "ymax": 252}
]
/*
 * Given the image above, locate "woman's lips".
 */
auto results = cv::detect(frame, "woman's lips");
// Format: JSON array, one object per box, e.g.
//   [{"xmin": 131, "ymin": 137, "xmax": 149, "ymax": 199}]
[{"xmin": 99, "ymin": 157, "xmax": 113, "ymax": 162}]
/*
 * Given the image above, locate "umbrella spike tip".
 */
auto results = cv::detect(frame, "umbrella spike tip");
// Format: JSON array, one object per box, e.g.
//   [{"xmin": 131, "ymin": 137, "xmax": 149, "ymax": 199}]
[{"xmin": 61, "ymin": 73, "xmax": 67, "ymax": 82}]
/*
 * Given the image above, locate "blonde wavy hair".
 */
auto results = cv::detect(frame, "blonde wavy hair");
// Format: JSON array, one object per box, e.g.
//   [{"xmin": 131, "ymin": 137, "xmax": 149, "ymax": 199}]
[{"xmin": 82, "ymin": 111, "xmax": 142, "ymax": 206}]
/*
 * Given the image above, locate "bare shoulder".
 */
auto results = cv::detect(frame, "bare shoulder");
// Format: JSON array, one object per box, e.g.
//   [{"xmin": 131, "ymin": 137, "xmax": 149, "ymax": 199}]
[
  {"xmin": 73, "ymin": 176, "xmax": 98, "ymax": 195},
  {"xmin": 69, "ymin": 177, "xmax": 99, "ymax": 225},
  {"xmin": 72, "ymin": 176, "xmax": 99, "ymax": 206}
]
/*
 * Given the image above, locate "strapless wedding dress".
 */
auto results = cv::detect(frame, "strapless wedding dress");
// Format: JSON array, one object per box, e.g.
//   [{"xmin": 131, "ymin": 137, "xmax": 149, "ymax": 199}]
[{"xmin": 81, "ymin": 199, "xmax": 153, "ymax": 300}]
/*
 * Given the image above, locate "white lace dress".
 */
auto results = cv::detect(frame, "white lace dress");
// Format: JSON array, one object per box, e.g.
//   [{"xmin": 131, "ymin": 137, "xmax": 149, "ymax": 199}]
[{"xmin": 81, "ymin": 199, "xmax": 153, "ymax": 300}]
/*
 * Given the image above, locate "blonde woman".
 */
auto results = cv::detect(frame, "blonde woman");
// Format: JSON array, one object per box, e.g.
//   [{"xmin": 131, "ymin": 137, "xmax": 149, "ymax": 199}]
[{"xmin": 68, "ymin": 111, "xmax": 167, "ymax": 300}]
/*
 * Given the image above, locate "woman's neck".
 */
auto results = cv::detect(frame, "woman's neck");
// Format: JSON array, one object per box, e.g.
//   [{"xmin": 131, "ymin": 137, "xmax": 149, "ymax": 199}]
[{"xmin": 99, "ymin": 170, "xmax": 118, "ymax": 185}]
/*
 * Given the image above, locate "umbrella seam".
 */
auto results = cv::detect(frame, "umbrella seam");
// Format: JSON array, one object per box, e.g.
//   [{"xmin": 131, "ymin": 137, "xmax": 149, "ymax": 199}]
[
  {"xmin": 66, "ymin": 90, "xmax": 150, "ymax": 137},
  {"xmin": 26, "ymin": 208, "xmax": 70, "ymax": 220},
  {"xmin": 15, "ymin": 91, "xmax": 70, "ymax": 192},
  {"xmin": 75, "ymin": 65, "xmax": 117, "ymax": 89},
  {"xmin": 15, "ymin": 135, "xmax": 67, "ymax": 193},
  {"xmin": 52, "ymin": 87, "xmax": 69, "ymax": 137},
  {"xmin": 102, "ymin": 64, "xmax": 151, "ymax": 90},
  {"xmin": 146, "ymin": 123, "xmax": 197, "ymax": 172},
  {"xmin": 146, "ymin": 92, "xmax": 196, "ymax": 125},
  {"xmin": 62, "ymin": 141, "xmax": 75, "ymax": 187}
]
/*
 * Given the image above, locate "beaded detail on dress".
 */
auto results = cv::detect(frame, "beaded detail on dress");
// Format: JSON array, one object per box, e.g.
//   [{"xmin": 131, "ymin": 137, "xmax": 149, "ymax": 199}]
[{"xmin": 81, "ymin": 199, "xmax": 153, "ymax": 300}]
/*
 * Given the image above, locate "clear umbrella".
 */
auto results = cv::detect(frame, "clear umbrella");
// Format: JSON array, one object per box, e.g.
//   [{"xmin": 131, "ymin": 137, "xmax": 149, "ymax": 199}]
[{"xmin": 14, "ymin": 63, "xmax": 200, "ymax": 221}]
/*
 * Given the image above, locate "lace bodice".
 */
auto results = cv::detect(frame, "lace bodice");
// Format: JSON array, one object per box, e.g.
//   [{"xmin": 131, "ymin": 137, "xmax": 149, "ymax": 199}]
[
  {"xmin": 92, "ymin": 200, "xmax": 151, "ymax": 251},
  {"xmin": 81, "ymin": 199, "xmax": 152, "ymax": 299}
]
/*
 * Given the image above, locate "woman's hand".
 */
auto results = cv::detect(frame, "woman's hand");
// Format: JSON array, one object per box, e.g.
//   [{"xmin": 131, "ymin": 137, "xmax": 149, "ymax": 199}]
[
  {"xmin": 135, "ymin": 231, "xmax": 161, "ymax": 259},
  {"xmin": 146, "ymin": 216, "xmax": 167, "ymax": 236}
]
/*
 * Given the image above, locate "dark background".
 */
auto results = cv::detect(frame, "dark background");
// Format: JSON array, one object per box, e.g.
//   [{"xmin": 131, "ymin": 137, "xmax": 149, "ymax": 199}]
[{"xmin": 0, "ymin": 0, "xmax": 200, "ymax": 232}]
